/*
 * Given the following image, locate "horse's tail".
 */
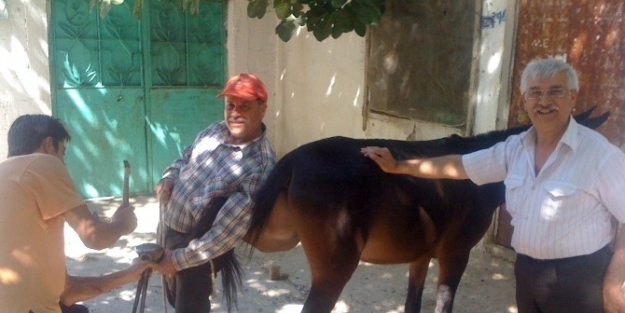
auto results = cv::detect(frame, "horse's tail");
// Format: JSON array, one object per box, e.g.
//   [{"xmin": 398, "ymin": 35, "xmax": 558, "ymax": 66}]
[
  {"xmin": 220, "ymin": 249, "xmax": 244, "ymax": 313},
  {"xmin": 184, "ymin": 197, "xmax": 243, "ymax": 313},
  {"xmin": 245, "ymin": 152, "xmax": 294, "ymax": 253}
]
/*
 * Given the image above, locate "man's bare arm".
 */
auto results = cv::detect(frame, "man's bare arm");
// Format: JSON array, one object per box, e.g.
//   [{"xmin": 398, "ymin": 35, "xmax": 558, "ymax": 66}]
[
  {"xmin": 64, "ymin": 204, "xmax": 137, "ymax": 250},
  {"xmin": 60, "ymin": 261, "xmax": 149, "ymax": 306},
  {"xmin": 361, "ymin": 147, "xmax": 468, "ymax": 180}
]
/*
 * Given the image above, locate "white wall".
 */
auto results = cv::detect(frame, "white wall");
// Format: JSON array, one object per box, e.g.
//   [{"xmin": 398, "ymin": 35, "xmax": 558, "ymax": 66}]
[
  {"xmin": 274, "ymin": 30, "xmax": 367, "ymax": 154},
  {"xmin": 0, "ymin": 0, "xmax": 52, "ymax": 158},
  {"xmin": 272, "ymin": 27, "xmax": 468, "ymax": 157}
]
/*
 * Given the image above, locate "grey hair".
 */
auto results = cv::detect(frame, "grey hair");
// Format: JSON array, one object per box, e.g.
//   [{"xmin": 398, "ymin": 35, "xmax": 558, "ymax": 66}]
[{"xmin": 520, "ymin": 58, "xmax": 579, "ymax": 94}]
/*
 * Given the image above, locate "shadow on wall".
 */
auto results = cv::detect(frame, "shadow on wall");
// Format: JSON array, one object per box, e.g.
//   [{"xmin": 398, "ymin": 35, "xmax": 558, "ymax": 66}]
[{"xmin": 0, "ymin": 1, "xmax": 55, "ymax": 157}]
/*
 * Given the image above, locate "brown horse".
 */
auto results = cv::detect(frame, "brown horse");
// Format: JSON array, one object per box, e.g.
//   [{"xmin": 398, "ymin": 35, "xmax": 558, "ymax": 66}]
[{"xmin": 241, "ymin": 108, "xmax": 607, "ymax": 313}]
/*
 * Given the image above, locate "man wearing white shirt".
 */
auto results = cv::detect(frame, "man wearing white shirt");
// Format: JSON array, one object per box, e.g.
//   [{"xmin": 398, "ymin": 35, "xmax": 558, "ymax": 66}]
[{"xmin": 362, "ymin": 58, "xmax": 625, "ymax": 313}]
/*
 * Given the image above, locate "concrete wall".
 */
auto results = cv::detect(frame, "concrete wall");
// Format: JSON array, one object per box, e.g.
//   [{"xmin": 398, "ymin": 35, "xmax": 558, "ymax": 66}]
[{"xmin": 0, "ymin": 0, "xmax": 52, "ymax": 158}]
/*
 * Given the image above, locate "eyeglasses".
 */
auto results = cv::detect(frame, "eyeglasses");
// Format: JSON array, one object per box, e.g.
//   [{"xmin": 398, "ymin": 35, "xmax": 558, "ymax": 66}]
[{"xmin": 525, "ymin": 88, "xmax": 569, "ymax": 100}]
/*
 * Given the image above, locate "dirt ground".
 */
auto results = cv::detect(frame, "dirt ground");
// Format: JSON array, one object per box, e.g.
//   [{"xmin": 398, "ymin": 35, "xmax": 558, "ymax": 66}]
[{"xmin": 65, "ymin": 195, "xmax": 518, "ymax": 313}]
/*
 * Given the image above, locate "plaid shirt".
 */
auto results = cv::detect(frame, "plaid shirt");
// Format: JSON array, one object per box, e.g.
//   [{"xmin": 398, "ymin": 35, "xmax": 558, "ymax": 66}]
[{"xmin": 161, "ymin": 121, "xmax": 276, "ymax": 270}]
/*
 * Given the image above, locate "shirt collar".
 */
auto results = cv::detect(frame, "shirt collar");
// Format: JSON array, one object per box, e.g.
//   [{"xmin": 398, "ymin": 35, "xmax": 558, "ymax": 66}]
[{"xmin": 520, "ymin": 115, "xmax": 579, "ymax": 152}]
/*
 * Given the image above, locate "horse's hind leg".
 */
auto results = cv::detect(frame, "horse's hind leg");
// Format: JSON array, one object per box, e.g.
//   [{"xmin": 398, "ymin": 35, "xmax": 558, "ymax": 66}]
[
  {"xmin": 434, "ymin": 250, "xmax": 471, "ymax": 313},
  {"xmin": 300, "ymin": 246, "xmax": 360, "ymax": 313},
  {"xmin": 295, "ymin": 210, "xmax": 361, "ymax": 313},
  {"xmin": 405, "ymin": 256, "xmax": 431, "ymax": 313}
]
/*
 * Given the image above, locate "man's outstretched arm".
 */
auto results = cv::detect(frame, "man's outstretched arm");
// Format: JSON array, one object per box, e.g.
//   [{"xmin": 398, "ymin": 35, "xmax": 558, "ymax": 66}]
[
  {"xmin": 361, "ymin": 146, "xmax": 468, "ymax": 179},
  {"xmin": 60, "ymin": 261, "xmax": 150, "ymax": 306}
]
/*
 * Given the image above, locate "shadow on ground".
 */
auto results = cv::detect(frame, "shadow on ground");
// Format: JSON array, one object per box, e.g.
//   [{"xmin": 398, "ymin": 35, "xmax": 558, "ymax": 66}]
[{"xmin": 65, "ymin": 195, "xmax": 518, "ymax": 313}]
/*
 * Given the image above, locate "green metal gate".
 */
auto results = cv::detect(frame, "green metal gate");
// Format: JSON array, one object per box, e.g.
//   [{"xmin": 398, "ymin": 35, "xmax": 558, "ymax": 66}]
[{"xmin": 50, "ymin": 0, "xmax": 225, "ymax": 198}]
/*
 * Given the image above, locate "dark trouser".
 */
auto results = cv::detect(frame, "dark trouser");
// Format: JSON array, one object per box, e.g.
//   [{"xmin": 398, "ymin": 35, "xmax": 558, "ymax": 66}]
[
  {"xmin": 163, "ymin": 227, "xmax": 228, "ymax": 313},
  {"xmin": 173, "ymin": 260, "xmax": 214, "ymax": 313},
  {"xmin": 59, "ymin": 302, "xmax": 89, "ymax": 313},
  {"xmin": 515, "ymin": 245, "xmax": 612, "ymax": 313}
]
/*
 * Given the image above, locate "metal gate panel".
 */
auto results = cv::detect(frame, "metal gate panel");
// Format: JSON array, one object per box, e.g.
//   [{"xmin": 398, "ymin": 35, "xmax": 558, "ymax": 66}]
[
  {"xmin": 50, "ymin": 0, "xmax": 225, "ymax": 198},
  {"xmin": 148, "ymin": 88, "xmax": 223, "ymax": 185},
  {"xmin": 146, "ymin": 0, "xmax": 225, "ymax": 185},
  {"xmin": 55, "ymin": 88, "xmax": 148, "ymax": 197},
  {"xmin": 51, "ymin": 0, "xmax": 147, "ymax": 198}
]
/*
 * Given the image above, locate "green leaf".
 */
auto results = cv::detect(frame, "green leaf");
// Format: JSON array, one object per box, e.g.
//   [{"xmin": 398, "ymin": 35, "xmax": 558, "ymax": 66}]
[
  {"xmin": 304, "ymin": 9, "xmax": 322, "ymax": 32},
  {"xmin": 291, "ymin": 3, "xmax": 304, "ymax": 17},
  {"xmin": 276, "ymin": 19, "xmax": 297, "ymax": 42},
  {"xmin": 345, "ymin": 5, "xmax": 368, "ymax": 37},
  {"xmin": 330, "ymin": 10, "xmax": 352, "ymax": 39},
  {"xmin": 350, "ymin": 0, "xmax": 382, "ymax": 25},
  {"xmin": 274, "ymin": 0, "xmax": 291, "ymax": 20},
  {"xmin": 353, "ymin": 21, "xmax": 367, "ymax": 37},
  {"xmin": 312, "ymin": 14, "xmax": 332, "ymax": 41},
  {"xmin": 247, "ymin": 0, "xmax": 268, "ymax": 19},
  {"xmin": 331, "ymin": 0, "xmax": 347, "ymax": 9}
]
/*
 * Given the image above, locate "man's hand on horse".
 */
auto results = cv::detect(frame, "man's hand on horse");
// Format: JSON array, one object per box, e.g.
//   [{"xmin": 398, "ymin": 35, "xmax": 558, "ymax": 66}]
[
  {"xmin": 361, "ymin": 146, "xmax": 398, "ymax": 174},
  {"xmin": 152, "ymin": 249, "xmax": 178, "ymax": 277},
  {"xmin": 155, "ymin": 177, "xmax": 174, "ymax": 205}
]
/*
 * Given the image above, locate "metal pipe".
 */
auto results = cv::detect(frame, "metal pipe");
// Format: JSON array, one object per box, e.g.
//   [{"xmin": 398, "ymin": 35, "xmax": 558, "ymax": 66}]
[{"xmin": 122, "ymin": 160, "xmax": 130, "ymax": 207}]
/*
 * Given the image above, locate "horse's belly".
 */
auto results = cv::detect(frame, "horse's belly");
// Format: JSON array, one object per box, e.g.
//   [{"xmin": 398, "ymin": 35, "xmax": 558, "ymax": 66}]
[
  {"xmin": 359, "ymin": 235, "xmax": 432, "ymax": 264},
  {"xmin": 360, "ymin": 248, "xmax": 417, "ymax": 264},
  {"xmin": 359, "ymin": 206, "xmax": 437, "ymax": 264}
]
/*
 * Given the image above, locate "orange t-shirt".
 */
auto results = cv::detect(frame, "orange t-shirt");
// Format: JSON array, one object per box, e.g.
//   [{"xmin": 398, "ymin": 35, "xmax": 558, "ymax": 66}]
[{"xmin": 0, "ymin": 154, "xmax": 85, "ymax": 313}]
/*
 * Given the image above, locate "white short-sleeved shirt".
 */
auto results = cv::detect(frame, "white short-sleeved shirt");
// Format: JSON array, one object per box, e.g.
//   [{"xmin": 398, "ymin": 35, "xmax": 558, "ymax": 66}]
[{"xmin": 463, "ymin": 117, "xmax": 625, "ymax": 259}]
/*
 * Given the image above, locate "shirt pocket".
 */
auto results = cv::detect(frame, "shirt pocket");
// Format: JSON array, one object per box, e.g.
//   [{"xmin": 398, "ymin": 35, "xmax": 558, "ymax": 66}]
[
  {"xmin": 504, "ymin": 175, "xmax": 525, "ymax": 217},
  {"xmin": 540, "ymin": 181, "xmax": 578, "ymax": 221}
]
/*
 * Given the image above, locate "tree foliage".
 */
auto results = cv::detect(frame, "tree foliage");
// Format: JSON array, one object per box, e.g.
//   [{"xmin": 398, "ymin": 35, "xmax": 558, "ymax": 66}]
[
  {"xmin": 95, "ymin": 0, "xmax": 385, "ymax": 42},
  {"xmin": 247, "ymin": 0, "xmax": 386, "ymax": 42}
]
